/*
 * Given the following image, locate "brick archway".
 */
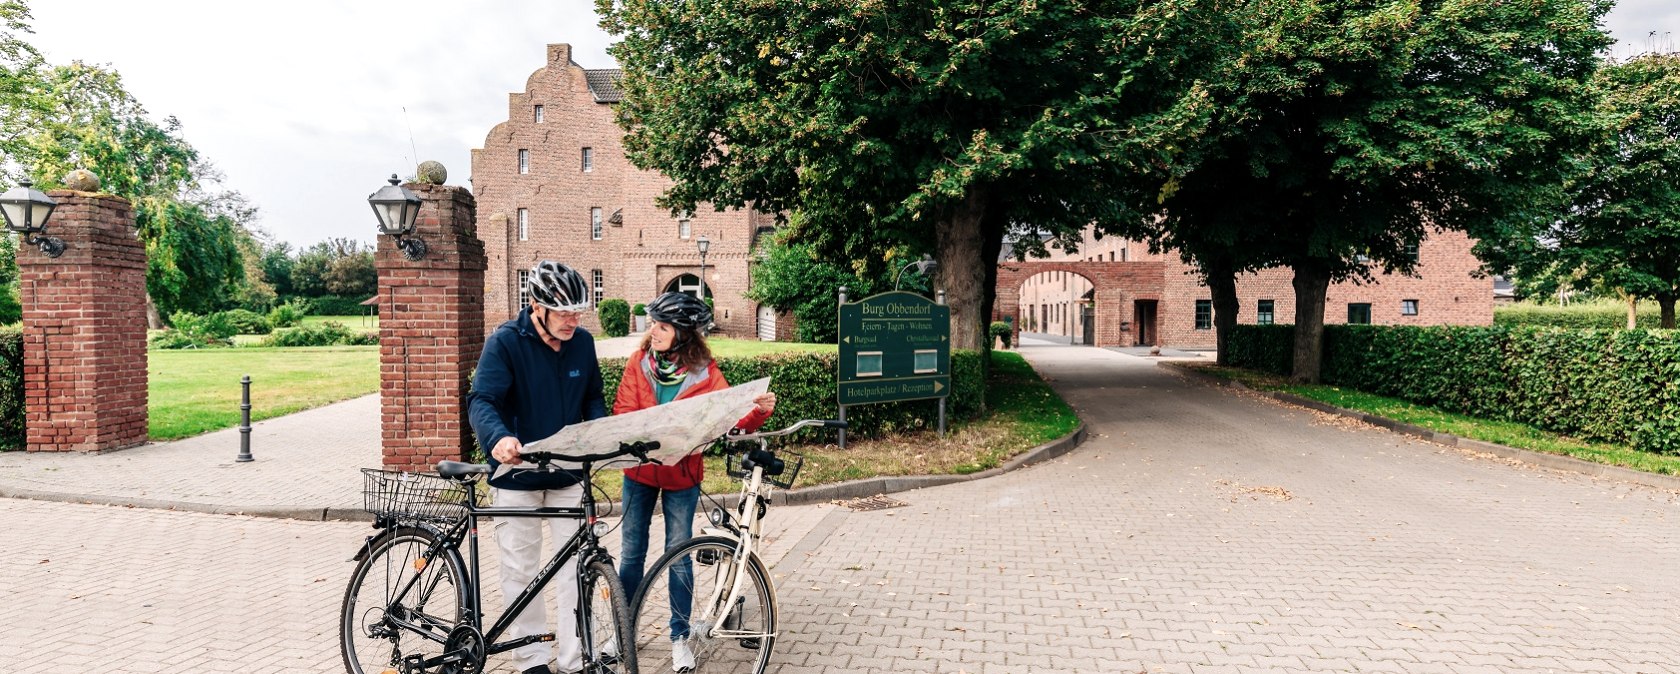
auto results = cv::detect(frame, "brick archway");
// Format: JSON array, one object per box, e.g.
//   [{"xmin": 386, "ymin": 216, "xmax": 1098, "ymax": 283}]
[{"xmin": 995, "ymin": 261, "xmax": 1165, "ymax": 348}]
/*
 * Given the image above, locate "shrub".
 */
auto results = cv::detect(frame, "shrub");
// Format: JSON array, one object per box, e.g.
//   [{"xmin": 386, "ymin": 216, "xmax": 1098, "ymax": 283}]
[
  {"xmin": 1228, "ymin": 323, "xmax": 1680, "ymax": 456},
  {"xmin": 149, "ymin": 329, "xmax": 230, "ymax": 349},
  {"xmin": 598, "ymin": 299, "xmax": 630, "ymax": 338},
  {"xmin": 0, "ymin": 326, "xmax": 21, "ymax": 449},
  {"xmin": 632, "ymin": 303, "xmax": 647, "ymax": 316},
  {"xmin": 267, "ymin": 300, "xmax": 308, "ymax": 328},
  {"xmin": 220, "ymin": 309, "xmax": 272, "ymax": 335},
  {"xmin": 596, "ymin": 349, "xmax": 986, "ymax": 441},
  {"xmin": 990, "ymin": 321, "xmax": 1013, "ymax": 349},
  {"xmin": 169, "ymin": 311, "xmax": 239, "ymax": 341},
  {"xmin": 1226, "ymin": 325, "xmax": 1295, "ymax": 375},
  {"xmin": 295, "ymin": 295, "xmax": 372, "ymax": 317},
  {"xmin": 263, "ymin": 321, "xmax": 359, "ymax": 347}
]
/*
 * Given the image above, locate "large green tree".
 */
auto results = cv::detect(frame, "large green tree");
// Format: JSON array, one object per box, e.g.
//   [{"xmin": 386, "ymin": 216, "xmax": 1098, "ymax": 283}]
[
  {"xmin": 1544, "ymin": 53, "xmax": 1680, "ymax": 327},
  {"xmin": 0, "ymin": 3, "xmax": 251, "ymax": 321},
  {"xmin": 600, "ymin": 0, "xmax": 1227, "ymax": 348},
  {"xmin": 1156, "ymin": 0, "xmax": 1610, "ymax": 381}
]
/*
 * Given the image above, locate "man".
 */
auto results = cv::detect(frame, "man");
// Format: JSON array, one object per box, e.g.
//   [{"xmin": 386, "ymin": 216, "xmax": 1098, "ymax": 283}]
[{"xmin": 468, "ymin": 260, "xmax": 606, "ymax": 674}]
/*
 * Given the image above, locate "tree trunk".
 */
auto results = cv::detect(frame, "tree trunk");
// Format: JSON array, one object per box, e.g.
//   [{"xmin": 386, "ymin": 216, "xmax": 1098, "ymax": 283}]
[
  {"xmin": 1660, "ymin": 295, "xmax": 1676, "ymax": 329},
  {"xmin": 1289, "ymin": 265, "xmax": 1331, "ymax": 384},
  {"xmin": 146, "ymin": 293, "xmax": 164, "ymax": 330},
  {"xmin": 1625, "ymin": 292, "xmax": 1637, "ymax": 329},
  {"xmin": 933, "ymin": 189, "xmax": 989, "ymax": 351},
  {"xmin": 1206, "ymin": 259, "xmax": 1239, "ymax": 367}
]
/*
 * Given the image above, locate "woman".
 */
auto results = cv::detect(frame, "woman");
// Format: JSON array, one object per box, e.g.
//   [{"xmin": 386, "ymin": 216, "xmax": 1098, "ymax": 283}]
[{"xmin": 614, "ymin": 291, "xmax": 775, "ymax": 672}]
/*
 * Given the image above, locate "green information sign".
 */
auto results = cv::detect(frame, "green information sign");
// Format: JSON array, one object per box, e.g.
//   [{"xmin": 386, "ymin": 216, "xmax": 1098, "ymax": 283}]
[{"xmin": 837, "ymin": 291, "xmax": 950, "ymax": 406}]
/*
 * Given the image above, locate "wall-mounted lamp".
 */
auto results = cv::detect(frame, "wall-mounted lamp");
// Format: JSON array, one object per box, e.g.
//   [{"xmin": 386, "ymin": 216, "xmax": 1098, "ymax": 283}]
[
  {"xmin": 894, "ymin": 256, "xmax": 938, "ymax": 290},
  {"xmin": 0, "ymin": 179, "xmax": 65, "ymax": 258},
  {"xmin": 367, "ymin": 175, "xmax": 426, "ymax": 261}
]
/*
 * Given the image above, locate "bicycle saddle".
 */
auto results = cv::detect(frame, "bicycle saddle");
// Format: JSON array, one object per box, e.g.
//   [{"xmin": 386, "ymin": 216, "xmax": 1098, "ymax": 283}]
[{"xmin": 437, "ymin": 461, "xmax": 491, "ymax": 480}]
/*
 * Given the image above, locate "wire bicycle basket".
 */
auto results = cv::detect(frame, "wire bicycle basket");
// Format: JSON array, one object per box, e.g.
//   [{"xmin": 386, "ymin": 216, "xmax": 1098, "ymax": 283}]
[{"xmin": 361, "ymin": 468, "xmax": 471, "ymax": 523}]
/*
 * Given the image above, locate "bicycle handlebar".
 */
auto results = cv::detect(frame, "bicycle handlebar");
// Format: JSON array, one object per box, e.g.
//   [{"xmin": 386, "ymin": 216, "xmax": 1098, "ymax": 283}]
[
  {"xmin": 518, "ymin": 440, "xmax": 661, "ymax": 467},
  {"xmin": 726, "ymin": 418, "xmax": 846, "ymax": 444}
]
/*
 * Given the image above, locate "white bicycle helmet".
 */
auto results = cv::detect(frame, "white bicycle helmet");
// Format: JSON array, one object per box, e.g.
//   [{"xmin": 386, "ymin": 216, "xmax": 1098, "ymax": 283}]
[{"xmin": 528, "ymin": 260, "xmax": 591, "ymax": 312}]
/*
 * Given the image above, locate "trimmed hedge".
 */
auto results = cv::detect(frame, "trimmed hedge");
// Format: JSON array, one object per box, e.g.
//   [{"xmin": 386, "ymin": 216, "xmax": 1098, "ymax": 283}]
[
  {"xmin": 0, "ymin": 326, "xmax": 19, "ymax": 450},
  {"xmin": 1229, "ymin": 324, "xmax": 1680, "ymax": 455},
  {"xmin": 597, "ymin": 350, "xmax": 985, "ymax": 440},
  {"xmin": 298, "ymin": 295, "xmax": 375, "ymax": 317}
]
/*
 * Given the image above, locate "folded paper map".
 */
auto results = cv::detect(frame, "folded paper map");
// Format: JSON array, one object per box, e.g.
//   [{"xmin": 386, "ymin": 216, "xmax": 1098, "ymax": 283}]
[{"xmin": 493, "ymin": 376, "xmax": 771, "ymax": 479}]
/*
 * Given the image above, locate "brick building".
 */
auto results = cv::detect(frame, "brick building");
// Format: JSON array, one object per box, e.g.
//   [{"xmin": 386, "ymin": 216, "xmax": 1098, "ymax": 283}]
[
  {"xmin": 1010, "ymin": 227, "xmax": 1492, "ymax": 349},
  {"xmin": 471, "ymin": 44, "xmax": 778, "ymax": 338}
]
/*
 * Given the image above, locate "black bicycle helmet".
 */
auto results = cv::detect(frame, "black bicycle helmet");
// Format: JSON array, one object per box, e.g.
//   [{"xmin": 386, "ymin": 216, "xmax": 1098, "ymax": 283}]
[
  {"xmin": 645, "ymin": 291, "xmax": 712, "ymax": 330},
  {"xmin": 528, "ymin": 260, "xmax": 591, "ymax": 312}
]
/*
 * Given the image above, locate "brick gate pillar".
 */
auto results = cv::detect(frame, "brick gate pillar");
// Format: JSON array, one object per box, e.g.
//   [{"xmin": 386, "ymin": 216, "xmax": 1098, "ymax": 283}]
[
  {"xmin": 18, "ymin": 190, "xmax": 148, "ymax": 452},
  {"xmin": 376, "ymin": 179, "xmax": 487, "ymax": 471}
]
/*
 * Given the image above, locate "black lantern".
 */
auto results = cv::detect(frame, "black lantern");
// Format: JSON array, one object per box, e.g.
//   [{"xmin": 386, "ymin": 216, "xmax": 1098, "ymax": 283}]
[
  {"xmin": 0, "ymin": 179, "xmax": 65, "ymax": 258},
  {"xmin": 894, "ymin": 256, "xmax": 937, "ymax": 290},
  {"xmin": 367, "ymin": 174, "xmax": 426, "ymax": 260}
]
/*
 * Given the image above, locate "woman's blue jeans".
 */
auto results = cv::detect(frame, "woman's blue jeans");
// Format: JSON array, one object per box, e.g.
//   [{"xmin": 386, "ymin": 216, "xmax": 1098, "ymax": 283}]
[{"xmin": 617, "ymin": 478, "xmax": 699, "ymax": 640}]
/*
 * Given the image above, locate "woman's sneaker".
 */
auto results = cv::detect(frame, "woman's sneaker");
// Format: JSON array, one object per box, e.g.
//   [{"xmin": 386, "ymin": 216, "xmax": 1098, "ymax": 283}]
[{"xmin": 671, "ymin": 638, "xmax": 696, "ymax": 672}]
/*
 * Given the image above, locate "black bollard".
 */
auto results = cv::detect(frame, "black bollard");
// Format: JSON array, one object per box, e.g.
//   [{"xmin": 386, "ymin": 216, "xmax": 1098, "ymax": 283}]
[{"xmin": 236, "ymin": 375, "xmax": 253, "ymax": 462}]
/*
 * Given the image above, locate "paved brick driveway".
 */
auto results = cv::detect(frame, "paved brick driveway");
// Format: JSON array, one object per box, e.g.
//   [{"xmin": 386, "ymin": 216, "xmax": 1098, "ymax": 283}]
[{"xmin": 5, "ymin": 344, "xmax": 1677, "ymax": 673}]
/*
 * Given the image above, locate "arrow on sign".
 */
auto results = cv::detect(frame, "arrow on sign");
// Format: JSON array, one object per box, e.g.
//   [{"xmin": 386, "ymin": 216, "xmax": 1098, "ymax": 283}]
[
  {"xmin": 934, "ymin": 381, "xmax": 945, "ymax": 393},
  {"xmin": 843, "ymin": 336, "xmax": 851, "ymax": 344}
]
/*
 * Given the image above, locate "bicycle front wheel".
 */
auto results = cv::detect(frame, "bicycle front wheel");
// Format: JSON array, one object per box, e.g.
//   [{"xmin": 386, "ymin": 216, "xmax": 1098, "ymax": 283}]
[
  {"xmin": 340, "ymin": 526, "xmax": 469, "ymax": 674},
  {"xmin": 630, "ymin": 535, "xmax": 776, "ymax": 674},
  {"xmin": 582, "ymin": 557, "xmax": 638, "ymax": 674}
]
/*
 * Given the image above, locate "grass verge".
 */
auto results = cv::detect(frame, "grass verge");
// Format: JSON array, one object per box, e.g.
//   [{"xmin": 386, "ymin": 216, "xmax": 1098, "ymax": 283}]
[
  {"xmin": 149, "ymin": 346, "xmax": 380, "ymax": 440},
  {"xmin": 586, "ymin": 349, "xmax": 1079, "ymax": 500},
  {"xmin": 1183, "ymin": 363, "xmax": 1680, "ymax": 476}
]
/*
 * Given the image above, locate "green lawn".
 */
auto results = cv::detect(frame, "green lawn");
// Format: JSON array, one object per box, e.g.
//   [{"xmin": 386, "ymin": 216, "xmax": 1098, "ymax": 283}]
[
  {"xmin": 1188, "ymin": 364, "xmax": 1680, "ymax": 476},
  {"xmin": 148, "ymin": 346, "xmax": 380, "ymax": 440}
]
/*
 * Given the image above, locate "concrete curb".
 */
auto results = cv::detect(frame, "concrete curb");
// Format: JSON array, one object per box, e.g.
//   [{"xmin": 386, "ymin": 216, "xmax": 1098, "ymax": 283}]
[
  {"xmin": 1162, "ymin": 362, "xmax": 1680, "ymax": 492},
  {"xmin": 1, "ymin": 424, "xmax": 1090, "ymax": 521}
]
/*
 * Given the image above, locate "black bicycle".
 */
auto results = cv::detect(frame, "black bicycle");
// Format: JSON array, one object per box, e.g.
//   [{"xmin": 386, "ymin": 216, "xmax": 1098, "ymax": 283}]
[{"xmin": 340, "ymin": 442, "xmax": 656, "ymax": 674}]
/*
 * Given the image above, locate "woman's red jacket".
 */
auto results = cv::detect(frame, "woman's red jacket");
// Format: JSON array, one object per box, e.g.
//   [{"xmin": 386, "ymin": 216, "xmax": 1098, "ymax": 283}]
[{"xmin": 616, "ymin": 351, "xmax": 772, "ymax": 490}]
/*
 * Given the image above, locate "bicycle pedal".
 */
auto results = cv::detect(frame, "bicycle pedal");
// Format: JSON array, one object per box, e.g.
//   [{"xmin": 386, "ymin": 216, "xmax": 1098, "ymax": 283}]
[
  {"xmin": 739, "ymin": 638, "xmax": 761, "ymax": 649},
  {"xmin": 696, "ymin": 549, "xmax": 721, "ymax": 566}
]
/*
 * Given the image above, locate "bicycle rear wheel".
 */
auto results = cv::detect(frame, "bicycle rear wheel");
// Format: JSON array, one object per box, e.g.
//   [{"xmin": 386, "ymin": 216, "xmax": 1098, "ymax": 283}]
[
  {"xmin": 630, "ymin": 536, "xmax": 776, "ymax": 674},
  {"xmin": 340, "ymin": 526, "xmax": 469, "ymax": 674},
  {"xmin": 581, "ymin": 557, "xmax": 638, "ymax": 674}
]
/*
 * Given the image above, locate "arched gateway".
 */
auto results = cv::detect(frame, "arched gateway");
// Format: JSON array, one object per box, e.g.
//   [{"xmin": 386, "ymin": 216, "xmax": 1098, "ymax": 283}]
[{"xmin": 994, "ymin": 260, "xmax": 1166, "ymax": 348}]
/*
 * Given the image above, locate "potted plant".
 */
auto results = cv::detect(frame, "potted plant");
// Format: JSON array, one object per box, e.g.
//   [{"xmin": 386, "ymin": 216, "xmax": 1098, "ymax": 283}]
[{"xmin": 632, "ymin": 302, "xmax": 648, "ymax": 333}]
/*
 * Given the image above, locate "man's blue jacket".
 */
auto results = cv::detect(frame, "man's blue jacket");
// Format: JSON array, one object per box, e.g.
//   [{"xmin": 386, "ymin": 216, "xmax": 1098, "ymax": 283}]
[{"xmin": 468, "ymin": 307, "xmax": 607, "ymax": 490}]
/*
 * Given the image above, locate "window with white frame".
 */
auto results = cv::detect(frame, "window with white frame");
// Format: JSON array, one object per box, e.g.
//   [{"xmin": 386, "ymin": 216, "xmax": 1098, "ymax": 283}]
[
  {"xmin": 517, "ymin": 208, "xmax": 529, "ymax": 241},
  {"xmin": 581, "ymin": 147, "xmax": 593, "ymax": 172},
  {"xmin": 518, "ymin": 149, "xmax": 529, "ymax": 174},
  {"xmin": 679, "ymin": 219, "xmax": 691, "ymax": 239},
  {"xmin": 1401, "ymin": 299, "xmax": 1419, "ymax": 316},
  {"xmin": 517, "ymin": 270, "xmax": 531, "ymax": 307},
  {"xmin": 591, "ymin": 207, "xmax": 603, "ymax": 240},
  {"xmin": 592, "ymin": 269, "xmax": 604, "ymax": 306},
  {"xmin": 1257, "ymin": 299, "xmax": 1275, "ymax": 325},
  {"xmin": 1195, "ymin": 300, "xmax": 1213, "ymax": 330},
  {"xmin": 534, "ymin": 105, "xmax": 544, "ymax": 123}
]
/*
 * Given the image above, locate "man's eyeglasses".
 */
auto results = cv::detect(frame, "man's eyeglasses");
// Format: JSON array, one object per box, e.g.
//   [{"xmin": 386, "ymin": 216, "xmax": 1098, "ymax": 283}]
[{"xmin": 546, "ymin": 310, "xmax": 585, "ymax": 324}]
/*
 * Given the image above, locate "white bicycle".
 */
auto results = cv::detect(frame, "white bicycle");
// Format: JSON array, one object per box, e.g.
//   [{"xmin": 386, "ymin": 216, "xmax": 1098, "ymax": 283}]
[{"xmin": 628, "ymin": 418, "xmax": 844, "ymax": 674}]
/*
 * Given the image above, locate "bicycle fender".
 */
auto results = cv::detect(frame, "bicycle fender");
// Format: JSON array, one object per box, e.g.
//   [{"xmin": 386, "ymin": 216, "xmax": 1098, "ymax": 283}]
[
  {"xmin": 350, "ymin": 523, "xmax": 449, "ymax": 562},
  {"xmin": 700, "ymin": 527, "xmax": 739, "ymax": 542}
]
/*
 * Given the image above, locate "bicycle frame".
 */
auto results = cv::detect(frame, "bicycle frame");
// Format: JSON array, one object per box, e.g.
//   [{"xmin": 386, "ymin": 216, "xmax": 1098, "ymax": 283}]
[
  {"xmin": 374, "ymin": 460, "xmax": 617, "ymax": 670},
  {"xmin": 693, "ymin": 460, "xmax": 775, "ymax": 641}
]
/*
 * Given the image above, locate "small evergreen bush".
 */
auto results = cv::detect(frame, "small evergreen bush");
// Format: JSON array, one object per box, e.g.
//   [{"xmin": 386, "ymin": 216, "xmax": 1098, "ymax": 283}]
[{"xmin": 598, "ymin": 299, "xmax": 631, "ymax": 337}]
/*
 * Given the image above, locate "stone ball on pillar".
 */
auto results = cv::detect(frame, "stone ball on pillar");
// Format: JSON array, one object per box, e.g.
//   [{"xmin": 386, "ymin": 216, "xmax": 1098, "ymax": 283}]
[
  {"xmin": 416, "ymin": 161, "xmax": 447, "ymax": 185},
  {"xmin": 63, "ymin": 168, "xmax": 101, "ymax": 193}
]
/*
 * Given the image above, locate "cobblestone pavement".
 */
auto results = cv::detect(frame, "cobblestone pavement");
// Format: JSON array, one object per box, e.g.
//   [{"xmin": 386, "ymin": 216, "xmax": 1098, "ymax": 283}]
[{"xmin": 6, "ymin": 343, "xmax": 1679, "ymax": 673}]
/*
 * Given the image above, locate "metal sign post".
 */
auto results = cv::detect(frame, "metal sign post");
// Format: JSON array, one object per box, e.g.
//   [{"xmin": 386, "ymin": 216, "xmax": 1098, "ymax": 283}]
[{"xmin": 837, "ymin": 286, "xmax": 848, "ymax": 449}]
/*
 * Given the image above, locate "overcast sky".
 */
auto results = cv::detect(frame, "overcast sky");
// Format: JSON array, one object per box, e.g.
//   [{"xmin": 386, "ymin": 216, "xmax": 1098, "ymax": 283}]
[{"xmin": 24, "ymin": 0, "xmax": 1680, "ymax": 249}]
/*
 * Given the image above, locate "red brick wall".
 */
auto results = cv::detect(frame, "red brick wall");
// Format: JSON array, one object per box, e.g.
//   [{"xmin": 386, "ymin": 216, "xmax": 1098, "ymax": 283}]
[
  {"xmin": 1156, "ymin": 229, "xmax": 1493, "ymax": 349},
  {"xmin": 19, "ymin": 192, "xmax": 147, "ymax": 452},
  {"xmin": 472, "ymin": 43, "xmax": 767, "ymax": 339},
  {"xmin": 378, "ymin": 183, "xmax": 487, "ymax": 471},
  {"xmin": 996, "ymin": 261, "xmax": 1166, "ymax": 347}
]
